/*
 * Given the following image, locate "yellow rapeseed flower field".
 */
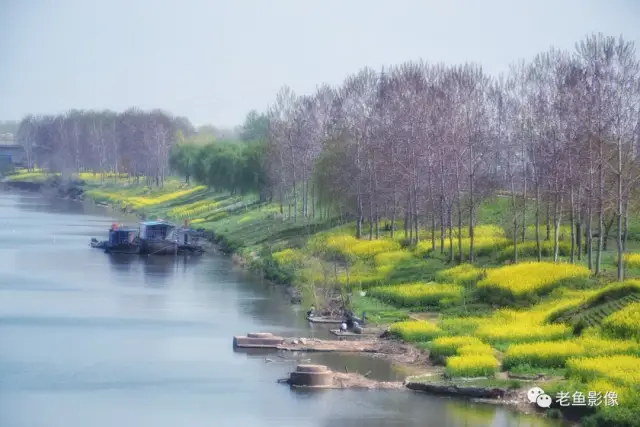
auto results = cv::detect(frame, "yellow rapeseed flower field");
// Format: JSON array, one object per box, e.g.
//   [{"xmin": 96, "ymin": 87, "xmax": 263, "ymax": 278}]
[
  {"xmin": 456, "ymin": 343, "xmax": 495, "ymax": 356},
  {"xmin": 475, "ymin": 322, "xmax": 572, "ymax": 344},
  {"xmin": 602, "ymin": 302, "xmax": 640, "ymax": 341},
  {"xmin": 503, "ymin": 340, "xmax": 585, "ymax": 369},
  {"xmin": 623, "ymin": 253, "xmax": 640, "ymax": 268},
  {"xmin": 429, "ymin": 336, "xmax": 484, "ymax": 358},
  {"xmin": 435, "ymin": 264, "xmax": 484, "ymax": 285},
  {"xmin": 390, "ymin": 321, "xmax": 442, "ymax": 342},
  {"xmin": 566, "ymin": 355, "xmax": 640, "ymax": 386},
  {"xmin": 575, "ymin": 336, "xmax": 640, "ymax": 357},
  {"xmin": 445, "ymin": 355, "xmax": 500, "ymax": 378},
  {"xmin": 477, "ymin": 261, "xmax": 590, "ymax": 296},
  {"xmin": 374, "ymin": 250, "xmax": 413, "ymax": 267},
  {"xmin": 438, "ymin": 317, "xmax": 484, "ymax": 335},
  {"xmin": 368, "ymin": 282, "xmax": 463, "ymax": 308}
]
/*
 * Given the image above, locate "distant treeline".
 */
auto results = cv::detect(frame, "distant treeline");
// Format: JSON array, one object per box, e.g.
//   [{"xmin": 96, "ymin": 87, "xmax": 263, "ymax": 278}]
[{"xmin": 15, "ymin": 109, "xmax": 195, "ymax": 185}]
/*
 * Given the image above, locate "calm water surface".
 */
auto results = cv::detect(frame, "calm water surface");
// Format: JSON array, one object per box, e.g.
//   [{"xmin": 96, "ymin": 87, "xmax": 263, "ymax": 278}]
[{"xmin": 0, "ymin": 192, "xmax": 561, "ymax": 427}]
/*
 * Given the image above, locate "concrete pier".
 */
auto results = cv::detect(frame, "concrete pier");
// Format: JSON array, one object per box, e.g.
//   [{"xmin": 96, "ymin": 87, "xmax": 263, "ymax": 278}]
[{"xmin": 232, "ymin": 332, "xmax": 285, "ymax": 348}]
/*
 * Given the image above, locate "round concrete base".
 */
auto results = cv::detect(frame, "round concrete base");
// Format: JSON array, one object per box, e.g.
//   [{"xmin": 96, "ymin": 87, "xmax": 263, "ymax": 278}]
[{"xmin": 288, "ymin": 364, "xmax": 333, "ymax": 387}]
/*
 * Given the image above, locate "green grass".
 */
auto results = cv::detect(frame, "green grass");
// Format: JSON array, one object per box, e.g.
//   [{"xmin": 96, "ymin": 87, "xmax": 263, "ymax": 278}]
[{"xmin": 349, "ymin": 294, "xmax": 411, "ymax": 324}]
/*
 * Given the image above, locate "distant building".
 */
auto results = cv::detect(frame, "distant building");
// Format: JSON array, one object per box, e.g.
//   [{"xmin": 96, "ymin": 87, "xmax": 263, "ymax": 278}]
[
  {"xmin": 0, "ymin": 133, "xmax": 15, "ymax": 143},
  {"xmin": 0, "ymin": 143, "xmax": 25, "ymax": 167}
]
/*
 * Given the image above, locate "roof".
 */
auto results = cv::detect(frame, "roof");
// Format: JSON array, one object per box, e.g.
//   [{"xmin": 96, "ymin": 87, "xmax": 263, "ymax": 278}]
[
  {"xmin": 111, "ymin": 227, "xmax": 138, "ymax": 232},
  {"xmin": 140, "ymin": 220, "xmax": 174, "ymax": 227}
]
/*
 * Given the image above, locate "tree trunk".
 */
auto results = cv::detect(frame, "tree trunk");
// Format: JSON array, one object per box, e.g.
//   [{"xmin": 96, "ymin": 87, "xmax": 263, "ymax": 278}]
[
  {"xmin": 616, "ymin": 137, "xmax": 624, "ymax": 281},
  {"xmin": 535, "ymin": 182, "xmax": 542, "ymax": 261},
  {"xmin": 596, "ymin": 146, "xmax": 604, "ymax": 275}
]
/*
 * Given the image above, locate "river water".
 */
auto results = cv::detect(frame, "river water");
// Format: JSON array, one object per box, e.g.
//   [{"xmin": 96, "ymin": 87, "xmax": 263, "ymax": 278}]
[{"xmin": 0, "ymin": 192, "xmax": 561, "ymax": 427}]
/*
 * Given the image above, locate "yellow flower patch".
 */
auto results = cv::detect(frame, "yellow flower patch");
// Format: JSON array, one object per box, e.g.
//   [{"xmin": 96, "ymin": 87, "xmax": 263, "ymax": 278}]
[
  {"xmin": 429, "ymin": 336, "xmax": 484, "ymax": 358},
  {"xmin": 445, "ymin": 355, "xmax": 500, "ymax": 378},
  {"xmin": 390, "ymin": 321, "xmax": 442, "ymax": 342},
  {"xmin": 566, "ymin": 355, "xmax": 640, "ymax": 386},
  {"xmin": 477, "ymin": 262, "xmax": 590, "ymax": 296},
  {"xmin": 503, "ymin": 340, "xmax": 585, "ymax": 369},
  {"xmin": 602, "ymin": 302, "xmax": 640, "ymax": 341},
  {"xmin": 368, "ymin": 282, "xmax": 463, "ymax": 308}
]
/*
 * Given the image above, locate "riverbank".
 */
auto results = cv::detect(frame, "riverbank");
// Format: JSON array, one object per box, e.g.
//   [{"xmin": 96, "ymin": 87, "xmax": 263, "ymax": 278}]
[{"xmin": 5, "ymin": 170, "xmax": 640, "ymax": 426}]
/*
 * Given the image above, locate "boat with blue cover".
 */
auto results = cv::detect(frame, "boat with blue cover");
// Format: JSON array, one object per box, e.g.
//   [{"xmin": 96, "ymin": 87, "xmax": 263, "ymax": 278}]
[{"xmin": 98, "ymin": 224, "xmax": 141, "ymax": 254}]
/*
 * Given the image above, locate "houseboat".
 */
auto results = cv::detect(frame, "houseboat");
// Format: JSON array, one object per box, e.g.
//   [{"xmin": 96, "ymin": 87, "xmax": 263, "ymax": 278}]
[
  {"xmin": 175, "ymin": 220, "xmax": 205, "ymax": 255},
  {"xmin": 103, "ymin": 224, "xmax": 140, "ymax": 254},
  {"xmin": 138, "ymin": 220, "xmax": 178, "ymax": 255}
]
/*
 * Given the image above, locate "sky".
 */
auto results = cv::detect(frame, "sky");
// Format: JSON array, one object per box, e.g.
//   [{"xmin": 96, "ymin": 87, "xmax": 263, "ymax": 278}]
[{"xmin": 1, "ymin": 0, "xmax": 640, "ymax": 128}]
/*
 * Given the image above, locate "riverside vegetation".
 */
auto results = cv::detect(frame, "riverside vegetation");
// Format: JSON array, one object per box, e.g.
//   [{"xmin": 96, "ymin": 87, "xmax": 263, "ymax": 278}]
[
  {"xmin": 7, "ymin": 167, "xmax": 640, "ymax": 427},
  {"xmin": 7, "ymin": 33, "xmax": 640, "ymax": 426}
]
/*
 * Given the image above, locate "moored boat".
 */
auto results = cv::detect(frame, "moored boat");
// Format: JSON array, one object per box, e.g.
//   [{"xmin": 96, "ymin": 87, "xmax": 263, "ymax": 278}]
[
  {"xmin": 138, "ymin": 220, "xmax": 178, "ymax": 255},
  {"xmin": 104, "ymin": 224, "xmax": 141, "ymax": 254}
]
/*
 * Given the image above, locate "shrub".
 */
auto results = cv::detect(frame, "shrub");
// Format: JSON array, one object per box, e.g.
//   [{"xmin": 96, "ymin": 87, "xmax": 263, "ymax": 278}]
[
  {"xmin": 389, "ymin": 321, "xmax": 442, "ymax": 342},
  {"xmin": 445, "ymin": 355, "xmax": 500, "ymax": 378},
  {"xmin": 435, "ymin": 264, "xmax": 484, "ymax": 286},
  {"xmin": 602, "ymin": 302, "xmax": 640, "ymax": 341},
  {"xmin": 368, "ymin": 282, "xmax": 463, "ymax": 308},
  {"xmin": 271, "ymin": 249, "xmax": 305, "ymax": 268},
  {"xmin": 503, "ymin": 340, "xmax": 585, "ymax": 369},
  {"xmin": 476, "ymin": 262, "xmax": 591, "ymax": 301},
  {"xmin": 429, "ymin": 336, "xmax": 484, "ymax": 359}
]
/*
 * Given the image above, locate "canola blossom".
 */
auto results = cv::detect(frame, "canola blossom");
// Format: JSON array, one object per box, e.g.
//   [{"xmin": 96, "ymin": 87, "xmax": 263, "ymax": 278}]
[
  {"xmin": 368, "ymin": 282, "xmax": 463, "ymax": 308},
  {"xmin": 456, "ymin": 343, "xmax": 495, "ymax": 356},
  {"xmin": 435, "ymin": 264, "xmax": 484, "ymax": 285},
  {"xmin": 566, "ymin": 355, "xmax": 640, "ymax": 386},
  {"xmin": 477, "ymin": 262, "xmax": 590, "ymax": 296},
  {"xmin": 602, "ymin": 302, "xmax": 640, "ymax": 341},
  {"xmin": 503, "ymin": 340, "xmax": 585, "ymax": 369},
  {"xmin": 445, "ymin": 355, "xmax": 500, "ymax": 378},
  {"xmin": 429, "ymin": 336, "xmax": 484, "ymax": 358},
  {"xmin": 390, "ymin": 321, "xmax": 442, "ymax": 342}
]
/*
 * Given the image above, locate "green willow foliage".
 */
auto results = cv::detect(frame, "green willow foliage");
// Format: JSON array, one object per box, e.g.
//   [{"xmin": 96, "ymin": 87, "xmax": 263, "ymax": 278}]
[{"xmin": 169, "ymin": 140, "xmax": 267, "ymax": 196}]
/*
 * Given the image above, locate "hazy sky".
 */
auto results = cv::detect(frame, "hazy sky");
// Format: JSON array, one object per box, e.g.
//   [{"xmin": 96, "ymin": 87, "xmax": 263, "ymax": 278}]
[{"xmin": 2, "ymin": 0, "xmax": 640, "ymax": 127}]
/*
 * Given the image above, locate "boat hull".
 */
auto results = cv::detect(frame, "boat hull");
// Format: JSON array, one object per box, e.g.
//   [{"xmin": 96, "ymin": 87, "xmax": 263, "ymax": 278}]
[
  {"xmin": 104, "ymin": 243, "xmax": 140, "ymax": 254},
  {"xmin": 139, "ymin": 239, "xmax": 178, "ymax": 255}
]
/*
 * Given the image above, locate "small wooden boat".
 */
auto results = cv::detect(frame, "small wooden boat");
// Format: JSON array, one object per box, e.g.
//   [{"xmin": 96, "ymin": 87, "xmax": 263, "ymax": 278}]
[{"xmin": 306, "ymin": 316, "xmax": 345, "ymax": 324}]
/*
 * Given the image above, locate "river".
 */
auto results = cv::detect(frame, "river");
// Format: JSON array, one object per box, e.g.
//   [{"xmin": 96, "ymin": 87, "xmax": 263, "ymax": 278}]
[{"xmin": 0, "ymin": 192, "xmax": 562, "ymax": 427}]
